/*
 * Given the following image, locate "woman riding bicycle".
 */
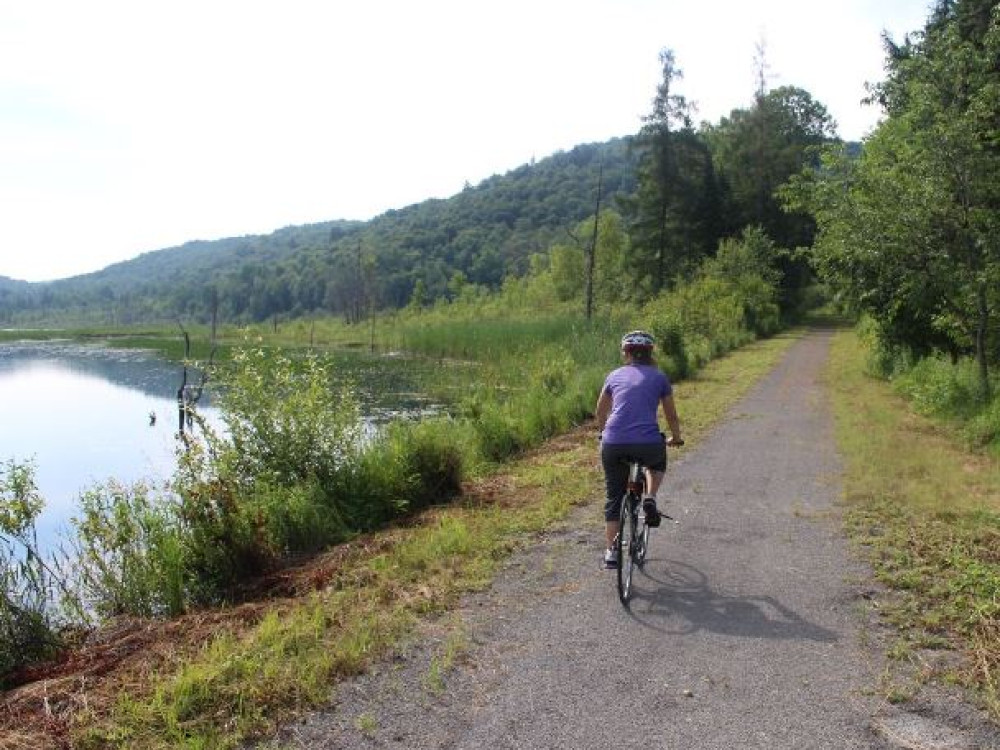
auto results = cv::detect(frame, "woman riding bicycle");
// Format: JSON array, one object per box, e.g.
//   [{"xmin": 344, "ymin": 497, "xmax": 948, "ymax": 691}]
[{"xmin": 595, "ymin": 330, "xmax": 683, "ymax": 569}]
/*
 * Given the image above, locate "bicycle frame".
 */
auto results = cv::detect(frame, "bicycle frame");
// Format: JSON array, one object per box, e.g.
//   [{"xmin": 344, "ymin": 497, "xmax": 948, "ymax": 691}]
[{"xmin": 626, "ymin": 459, "xmax": 646, "ymax": 496}]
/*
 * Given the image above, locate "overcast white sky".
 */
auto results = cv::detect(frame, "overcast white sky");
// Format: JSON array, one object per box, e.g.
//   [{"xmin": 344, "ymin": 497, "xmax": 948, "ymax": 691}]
[{"xmin": 2, "ymin": 0, "xmax": 932, "ymax": 282}]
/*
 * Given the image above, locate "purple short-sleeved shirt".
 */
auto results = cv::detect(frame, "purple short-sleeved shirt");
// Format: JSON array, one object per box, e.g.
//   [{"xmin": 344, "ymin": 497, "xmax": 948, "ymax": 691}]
[{"xmin": 601, "ymin": 364, "xmax": 672, "ymax": 445}]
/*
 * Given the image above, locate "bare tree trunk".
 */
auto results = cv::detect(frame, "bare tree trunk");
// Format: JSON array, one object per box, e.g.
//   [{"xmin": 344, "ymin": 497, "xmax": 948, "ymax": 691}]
[
  {"xmin": 175, "ymin": 322, "xmax": 215, "ymax": 440},
  {"xmin": 753, "ymin": 39, "xmax": 771, "ymax": 225},
  {"xmin": 176, "ymin": 326, "xmax": 192, "ymax": 435},
  {"xmin": 657, "ymin": 199, "xmax": 669, "ymax": 292},
  {"xmin": 586, "ymin": 162, "xmax": 603, "ymax": 321},
  {"xmin": 976, "ymin": 282, "xmax": 991, "ymax": 400},
  {"xmin": 209, "ymin": 286, "xmax": 219, "ymax": 345},
  {"xmin": 355, "ymin": 239, "xmax": 365, "ymax": 324}
]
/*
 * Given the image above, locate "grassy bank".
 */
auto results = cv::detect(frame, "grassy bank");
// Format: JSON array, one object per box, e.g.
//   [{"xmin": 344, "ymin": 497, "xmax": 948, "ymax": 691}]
[
  {"xmin": 827, "ymin": 330, "xmax": 1000, "ymax": 716},
  {"xmin": 48, "ymin": 332, "xmax": 799, "ymax": 749}
]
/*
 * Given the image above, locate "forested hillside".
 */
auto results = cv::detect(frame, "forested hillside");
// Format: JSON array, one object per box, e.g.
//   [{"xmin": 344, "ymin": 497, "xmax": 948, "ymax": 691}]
[{"xmin": 0, "ymin": 139, "xmax": 638, "ymax": 326}]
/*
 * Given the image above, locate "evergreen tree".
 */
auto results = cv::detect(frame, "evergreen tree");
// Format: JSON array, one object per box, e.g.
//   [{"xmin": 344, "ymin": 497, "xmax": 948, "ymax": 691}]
[{"xmin": 626, "ymin": 49, "xmax": 718, "ymax": 294}]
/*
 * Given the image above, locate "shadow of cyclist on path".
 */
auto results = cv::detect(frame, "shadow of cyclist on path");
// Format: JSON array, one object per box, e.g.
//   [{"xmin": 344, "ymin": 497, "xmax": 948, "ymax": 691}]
[{"xmin": 619, "ymin": 559, "xmax": 838, "ymax": 644}]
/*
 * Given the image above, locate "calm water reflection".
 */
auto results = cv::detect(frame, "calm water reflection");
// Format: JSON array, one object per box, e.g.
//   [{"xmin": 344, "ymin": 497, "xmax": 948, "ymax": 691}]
[{"xmin": 0, "ymin": 342, "xmax": 219, "ymax": 550}]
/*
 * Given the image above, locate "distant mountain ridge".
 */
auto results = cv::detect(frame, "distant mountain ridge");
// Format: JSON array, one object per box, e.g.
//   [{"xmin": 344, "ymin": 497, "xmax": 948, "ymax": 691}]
[{"xmin": 0, "ymin": 138, "xmax": 636, "ymax": 325}]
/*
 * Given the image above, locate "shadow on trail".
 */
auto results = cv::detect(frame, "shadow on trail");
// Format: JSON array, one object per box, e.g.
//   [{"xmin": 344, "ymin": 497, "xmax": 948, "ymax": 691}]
[{"xmin": 622, "ymin": 559, "xmax": 838, "ymax": 644}]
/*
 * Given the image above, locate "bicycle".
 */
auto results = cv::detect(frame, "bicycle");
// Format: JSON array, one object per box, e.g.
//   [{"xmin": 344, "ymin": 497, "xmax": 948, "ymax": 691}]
[{"xmin": 615, "ymin": 440, "xmax": 683, "ymax": 605}]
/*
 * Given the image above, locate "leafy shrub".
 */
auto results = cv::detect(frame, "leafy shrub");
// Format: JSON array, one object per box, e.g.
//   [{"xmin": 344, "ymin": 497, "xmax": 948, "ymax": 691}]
[
  {"xmin": 0, "ymin": 601, "xmax": 51, "ymax": 686},
  {"xmin": 248, "ymin": 479, "xmax": 348, "ymax": 555},
  {"xmin": 473, "ymin": 404, "xmax": 522, "ymax": 463},
  {"xmin": 894, "ymin": 355, "xmax": 983, "ymax": 419},
  {"xmin": 857, "ymin": 315, "xmax": 915, "ymax": 379},
  {"xmin": 864, "ymin": 328, "xmax": 1000, "ymax": 452},
  {"xmin": 648, "ymin": 314, "xmax": 690, "ymax": 380},
  {"xmin": 642, "ymin": 302, "xmax": 692, "ymax": 378},
  {"xmin": 704, "ymin": 227, "xmax": 783, "ymax": 335},
  {"xmin": 642, "ymin": 274, "xmax": 760, "ymax": 376},
  {"xmin": 69, "ymin": 344, "xmax": 381, "ymax": 611},
  {"xmin": 174, "ymin": 475, "xmax": 269, "ymax": 603},
  {"xmin": 0, "ymin": 460, "xmax": 64, "ymax": 684},
  {"xmin": 215, "ymin": 345, "xmax": 363, "ymax": 489},
  {"xmin": 72, "ymin": 480, "xmax": 187, "ymax": 617},
  {"xmin": 332, "ymin": 443, "xmax": 410, "ymax": 532},
  {"xmin": 965, "ymin": 398, "xmax": 1000, "ymax": 451},
  {"xmin": 394, "ymin": 420, "xmax": 464, "ymax": 511}
]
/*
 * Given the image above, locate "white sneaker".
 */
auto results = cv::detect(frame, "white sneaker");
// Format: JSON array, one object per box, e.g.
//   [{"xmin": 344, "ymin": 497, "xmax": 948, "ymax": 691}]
[{"xmin": 603, "ymin": 547, "xmax": 619, "ymax": 569}]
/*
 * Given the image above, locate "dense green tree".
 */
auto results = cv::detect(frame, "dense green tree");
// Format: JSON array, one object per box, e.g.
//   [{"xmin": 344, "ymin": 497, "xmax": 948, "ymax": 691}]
[
  {"xmin": 786, "ymin": 0, "xmax": 1000, "ymax": 394},
  {"xmin": 625, "ymin": 49, "xmax": 719, "ymax": 293},
  {"xmin": 705, "ymin": 84, "xmax": 837, "ymax": 316},
  {"xmin": 548, "ymin": 243, "xmax": 585, "ymax": 302},
  {"xmin": 407, "ymin": 278, "xmax": 428, "ymax": 311},
  {"xmin": 591, "ymin": 209, "xmax": 632, "ymax": 307},
  {"xmin": 705, "ymin": 86, "xmax": 836, "ymax": 246}
]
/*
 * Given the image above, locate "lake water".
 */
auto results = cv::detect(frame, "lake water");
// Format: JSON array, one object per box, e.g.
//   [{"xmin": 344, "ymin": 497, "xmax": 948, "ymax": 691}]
[
  {"xmin": 0, "ymin": 341, "xmax": 446, "ymax": 552},
  {"xmin": 0, "ymin": 341, "xmax": 223, "ymax": 550}
]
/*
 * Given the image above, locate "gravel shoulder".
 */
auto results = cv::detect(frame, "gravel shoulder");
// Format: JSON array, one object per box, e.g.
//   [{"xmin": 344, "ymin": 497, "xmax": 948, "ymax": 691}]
[{"xmin": 258, "ymin": 330, "xmax": 999, "ymax": 750}]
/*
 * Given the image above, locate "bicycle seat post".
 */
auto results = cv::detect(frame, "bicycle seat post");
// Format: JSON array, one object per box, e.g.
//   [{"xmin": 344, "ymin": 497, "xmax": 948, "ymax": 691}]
[{"xmin": 626, "ymin": 460, "xmax": 644, "ymax": 495}]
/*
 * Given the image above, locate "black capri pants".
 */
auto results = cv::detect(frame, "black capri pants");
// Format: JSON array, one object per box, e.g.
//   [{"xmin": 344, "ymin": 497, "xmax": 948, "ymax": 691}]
[{"xmin": 601, "ymin": 438, "xmax": 667, "ymax": 522}]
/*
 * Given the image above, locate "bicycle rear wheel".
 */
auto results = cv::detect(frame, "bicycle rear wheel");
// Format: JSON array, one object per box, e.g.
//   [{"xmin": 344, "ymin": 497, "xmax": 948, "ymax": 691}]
[
  {"xmin": 616, "ymin": 492, "xmax": 638, "ymax": 604},
  {"xmin": 631, "ymin": 463, "xmax": 650, "ymax": 566}
]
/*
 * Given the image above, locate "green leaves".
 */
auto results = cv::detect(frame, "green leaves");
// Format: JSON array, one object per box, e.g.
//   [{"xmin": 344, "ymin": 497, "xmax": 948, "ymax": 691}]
[
  {"xmin": 705, "ymin": 85, "xmax": 836, "ymax": 252},
  {"xmin": 72, "ymin": 480, "xmax": 186, "ymax": 618},
  {"xmin": 0, "ymin": 458, "xmax": 43, "ymax": 539},
  {"xmin": 796, "ymin": 1, "xmax": 1000, "ymax": 393},
  {"xmin": 216, "ymin": 344, "xmax": 363, "ymax": 488},
  {"xmin": 0, "ymin": 459, "xmax": 63, "ymax": 685}
]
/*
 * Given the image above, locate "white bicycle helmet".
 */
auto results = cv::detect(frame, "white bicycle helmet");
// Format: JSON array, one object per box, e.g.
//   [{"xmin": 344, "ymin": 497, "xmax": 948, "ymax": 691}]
[{"xmin": 620, "ymin": 330, "xmax": 655, "ymax": 350}]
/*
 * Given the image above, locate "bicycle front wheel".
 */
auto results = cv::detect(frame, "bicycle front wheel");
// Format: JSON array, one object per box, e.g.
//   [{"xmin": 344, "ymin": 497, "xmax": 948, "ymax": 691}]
[{"xmin": 617, "ymin": 493, "xmax": 637, "ymax": 604}]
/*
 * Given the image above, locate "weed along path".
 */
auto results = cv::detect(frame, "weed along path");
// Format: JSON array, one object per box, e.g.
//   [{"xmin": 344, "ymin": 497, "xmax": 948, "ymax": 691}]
[{"xmin": 255, "ymin": 330, "xmax": 978, "ymax": 749}]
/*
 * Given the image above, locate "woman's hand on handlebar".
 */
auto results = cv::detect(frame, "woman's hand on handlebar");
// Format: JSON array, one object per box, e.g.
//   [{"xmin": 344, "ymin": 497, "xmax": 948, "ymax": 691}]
[{"xmin": 667, "ymin": 436, "xmax": 684, "ymax": 447}]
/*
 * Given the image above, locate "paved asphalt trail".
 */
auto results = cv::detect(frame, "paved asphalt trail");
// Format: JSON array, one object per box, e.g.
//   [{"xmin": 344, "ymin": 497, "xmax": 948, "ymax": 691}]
[{"xmin": 263, "ymin": 330, "xmax": 894, "ymax": 749}]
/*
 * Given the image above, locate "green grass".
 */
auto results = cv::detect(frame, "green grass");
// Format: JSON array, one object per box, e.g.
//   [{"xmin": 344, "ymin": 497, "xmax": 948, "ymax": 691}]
[
  {"xmin": 355, "ymin": 713, "xmax": 377, "ymax": 736},
  {"xmin": 423, "ymin": 624, "xmax": 469, "ymax": 695},
  {"xmin": 69, "ymin": 324, "xmax": 797, "ymax": 748},
  {"xmin": 827, "ymin": 329, "xmax": 1000, "ymax": 717}
]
